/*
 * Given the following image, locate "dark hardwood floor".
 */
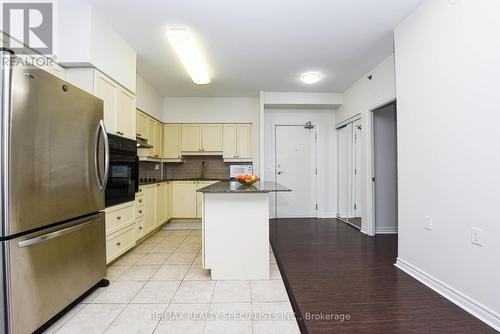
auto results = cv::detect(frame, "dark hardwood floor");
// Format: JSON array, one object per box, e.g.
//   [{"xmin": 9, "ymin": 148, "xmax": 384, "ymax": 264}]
[{"xmin": 270, "ymin": 218, "xmax": 496, "ymax": 334}]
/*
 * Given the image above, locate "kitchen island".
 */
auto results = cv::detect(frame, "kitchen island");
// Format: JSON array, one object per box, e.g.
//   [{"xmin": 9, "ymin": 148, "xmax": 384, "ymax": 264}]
[{"xmin": 198, "ymin": 181, "xmax": 291, "ymax": 280}]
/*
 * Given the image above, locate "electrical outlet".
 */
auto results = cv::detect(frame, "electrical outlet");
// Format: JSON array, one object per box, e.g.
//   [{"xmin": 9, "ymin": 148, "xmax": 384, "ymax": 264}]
[
  {"xmin": 424, "ymin": 216, "xmax": 432, "ymax": 231},
  {"xmin": 155, "ymin": 164, "xmax": 160, "ymax": 170},
  {"xmin": 471, "ymin": 227, "xmax": 482, "ymax": 246}
]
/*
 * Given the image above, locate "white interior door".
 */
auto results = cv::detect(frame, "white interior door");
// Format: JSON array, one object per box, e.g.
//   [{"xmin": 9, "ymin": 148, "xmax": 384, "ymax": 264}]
[
  {"xmin": 352, "ymin": 120, "xmax": 362, "ymax": 218},
  {"xmin": 275, "ymin": 125, "xmax": 317, "ymax": 218}
]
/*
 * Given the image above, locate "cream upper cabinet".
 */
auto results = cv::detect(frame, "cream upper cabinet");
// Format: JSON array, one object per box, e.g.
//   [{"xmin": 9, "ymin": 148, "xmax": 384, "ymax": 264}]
[
  {"xmin": 202, "ymin": 124, "xmax": 223, "ymax": 152},
  {"xmin": 143, "ymin": 185, "xmax": 156, "ymax": 234},
  {"xmin": 147, "ymin": 118, "xmax": 157, "ymax": 157},
  {"xmin": 172, "ymin": 181, "xmax": 197, "ymax": 218},
  {"xmin": 136, "ymin": 110, "xmax": 148, "ymax": 139},
  {"xmin": 94, "ymin": 72, "xmax": 117, "ymax": 134},
  {"xmin": 155, "ymin": 121, "xmax": 163, "ymax": 158},
  {"xmin": 222, "ymin": 124, "xmax": 252, "ymax": 160},
  {"xmin": 181, "ymin": 124, "xmax": 202, "ymax": 152},
  {"xmin": 155, "ymin": 183, "xmax": 167, "ymax": 226},
  {"xmin": 116, "ymin": 89, "xmax": 136, "ymax": 139},
  {"xmin": 164, "ymin": 124, "xmax": 181, "ymax": 159},
  {"xmin": 93, "ymin": 70, "xmax": 135, "ymax": 140},
  {"xmin": 223, "ymin": 124, "xmax": 237, "ymax": 159},
  {"xmin": 236, "ymin": 124, "xmax": 252, "ymax": 159}
]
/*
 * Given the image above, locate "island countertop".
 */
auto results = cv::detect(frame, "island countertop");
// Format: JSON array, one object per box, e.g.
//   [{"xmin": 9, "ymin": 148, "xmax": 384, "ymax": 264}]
[{"xmin": 197, "ymin": 181, "xmax": 291, "ymax": 193}]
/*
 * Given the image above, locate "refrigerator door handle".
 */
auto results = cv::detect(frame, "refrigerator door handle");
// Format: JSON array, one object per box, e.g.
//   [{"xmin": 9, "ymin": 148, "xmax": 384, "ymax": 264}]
[
  {"xmin": 17, "ymin": 216, "xmax": 99, "ymax": 247},
  {"xmin": 95, "ymin": 119, "xmax": 110, "ymax": 191}
]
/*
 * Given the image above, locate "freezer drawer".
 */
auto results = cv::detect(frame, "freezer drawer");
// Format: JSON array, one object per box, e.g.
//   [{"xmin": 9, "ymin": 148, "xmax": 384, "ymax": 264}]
[{"xmin": 4, "ymin": 212, "xmax": 106, "ymax": 334}]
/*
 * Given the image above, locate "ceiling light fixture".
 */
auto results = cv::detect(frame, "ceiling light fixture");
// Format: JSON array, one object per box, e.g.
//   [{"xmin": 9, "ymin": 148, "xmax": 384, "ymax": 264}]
[
  {"xmin": 166, "ymin": 28, "xmax": 211, "ymax": 85},
  {"xmin": 301, "ymin": 72, "xmax": 322, "ymax": 84}
]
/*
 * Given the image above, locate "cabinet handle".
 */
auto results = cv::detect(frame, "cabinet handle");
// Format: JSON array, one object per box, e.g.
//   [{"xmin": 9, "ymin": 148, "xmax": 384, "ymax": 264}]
[
  {"xmin": 116, "ymin": 242, "xmax": 121, "ymax": 246},
  {"xmin": 116, "ymin": 216, "xmax": 121, "ymax": 220},
  {"xmin": 139, "ymin": 189, "xmax": 143, "ymax": 192},
  {"xmin": 138, "ymin": 199, "xmax": 142, "ymax": 203},
  {"xmin": 177, "ymin": 155, "xmax": 180, "ymax": 158},
  {"xmin": 139, "ymin": 226, "xmax": 143, "ymax": 230},
  {"xmin": 136, "ymin": 133, "xmax": 141, "ymax": 137},
  {"xmin": 138, "ymin": 210, "xmax": 142, "ymax": 214}
]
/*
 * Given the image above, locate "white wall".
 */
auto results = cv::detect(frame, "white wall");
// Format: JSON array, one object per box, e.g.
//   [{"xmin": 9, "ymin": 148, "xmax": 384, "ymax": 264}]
[
  {"xmin": 56, "ymin": 0, "xmax": 137, "ymax": 92},
  {"xmin": 264, "ymin": 108, "xmax": 337, "ymax": 218},
  {"xmin": 136, "ymin": 75, "xmax": 163, "ymax": 121},
  {"xmin": 163, "ymin": 97, "xmax": 260, "ymax": 174},
  {"xmin": 394, "ymin": 0, "xmax": 500, "ymax": 329},
  {"xmin": 335, "ymin": 54, "xmax": 396, "ymax": 234}
]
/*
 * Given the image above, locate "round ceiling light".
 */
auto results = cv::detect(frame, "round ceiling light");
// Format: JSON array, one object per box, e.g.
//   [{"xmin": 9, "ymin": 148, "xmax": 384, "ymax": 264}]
[{"xmin": 301, "ymin": 72, "xmax": 322, "ymax": 84}]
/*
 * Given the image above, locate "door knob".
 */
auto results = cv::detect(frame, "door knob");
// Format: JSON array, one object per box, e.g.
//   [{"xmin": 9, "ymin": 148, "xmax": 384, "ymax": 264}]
[{"xmin": 277, "ymin": 171, "xmax": 284, "ymax": 175}]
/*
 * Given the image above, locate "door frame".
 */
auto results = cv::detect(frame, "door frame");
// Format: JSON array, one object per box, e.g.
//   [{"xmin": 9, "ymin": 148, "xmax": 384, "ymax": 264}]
[
  {"xmin": 369, "ymin": 98, "xmax": 397, "ymax": 235},
  {"xmin": 272, "ymin": 123, "xmax": 319, "ymax": 218}
]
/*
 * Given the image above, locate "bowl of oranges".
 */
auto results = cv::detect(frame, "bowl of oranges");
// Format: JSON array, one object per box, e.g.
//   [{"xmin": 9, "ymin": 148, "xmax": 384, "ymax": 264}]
[{"xmin": 235, "ymin": 174, "xmax": 260, "ymax": 185}]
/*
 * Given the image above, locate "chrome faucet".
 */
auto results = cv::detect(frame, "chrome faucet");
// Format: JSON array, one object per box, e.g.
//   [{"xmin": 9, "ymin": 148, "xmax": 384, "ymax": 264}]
[{"xmin": 201, "ymin": 160, "xmax": 206, "ymax": 179}]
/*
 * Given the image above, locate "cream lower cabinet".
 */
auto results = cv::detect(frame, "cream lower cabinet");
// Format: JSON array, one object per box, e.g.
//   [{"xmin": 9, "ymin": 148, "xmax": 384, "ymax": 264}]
[
  {"xmin": 142, "ymin": 185, "xmax": 156, "ymax": 234},
  {"xmin": 172, "ymin": 181, "xmax": 197, "ymax": 218},
  {"xmin": 196, "ymin": 181, "xmax": 217, "ymax": 218},
  {"xmin": 155, "ymin": 182, "xmax": 169, "ymax": 225},
  {"xmin": 104, "ymin": 201, "xmax": 136, "ymax": 264}
]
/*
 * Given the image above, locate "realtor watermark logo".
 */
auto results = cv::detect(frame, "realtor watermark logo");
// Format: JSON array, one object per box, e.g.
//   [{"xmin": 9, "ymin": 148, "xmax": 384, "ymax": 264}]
[{"xmin": 2, "ymin": 1, "xmax": 53, "ymax": 54}]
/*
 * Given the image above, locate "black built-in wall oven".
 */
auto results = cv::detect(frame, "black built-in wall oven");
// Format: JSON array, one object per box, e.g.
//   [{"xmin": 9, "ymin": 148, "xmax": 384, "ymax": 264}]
[{"xmin": 105, "ymin": 134, "xmax": 139, "ymax": 207}]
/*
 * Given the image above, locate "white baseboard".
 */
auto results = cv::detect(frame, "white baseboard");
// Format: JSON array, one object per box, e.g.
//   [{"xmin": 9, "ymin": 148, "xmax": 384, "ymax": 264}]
[
  {"xmin": 395, "ymin": 258, "xmax": 500, "ymax": 331},
  {"xmin": 318, "ymin": 212, "xmax": 337, "ymax": 218},
  {"xmin": 375, "ymin": 226, "xmax": 398, "ymax": 234}
]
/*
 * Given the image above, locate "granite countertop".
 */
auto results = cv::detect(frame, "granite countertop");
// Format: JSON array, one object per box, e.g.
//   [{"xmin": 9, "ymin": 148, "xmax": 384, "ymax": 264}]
[
  {"xmin": 197, "ymin": 181, "xmax": 291, "ymax": 193},
  {"xmin": 139, "ymin": 178, "xmax": 230, "ymax": 185}
]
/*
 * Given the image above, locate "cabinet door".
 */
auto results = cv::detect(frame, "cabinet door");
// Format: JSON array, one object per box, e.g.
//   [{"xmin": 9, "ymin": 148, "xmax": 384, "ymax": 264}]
[
  {"xmin": 94, "ymin": 72, "xmax": 117, "ymax": 134},
  {"xmin": 237, "ymin": 124, "xmax": 252, "ymax": 159},
  {"xmin": 223, "ymin": 124, "xmax": 237, "ymax": 159},
  {"xmin": 196, "ymin": 181, "xmax": 217, "ymax": 218},
  {"xmin": 181, "ymin": 124, "xmax": 202, "ymax": 152},
  {"xmin": 147, "ymin": 118, "xmax": 157, "ymax": 157},
  {"xmin": 143, "ymin": 186, "xmax": 156, "ymax": 234},
  {"xmin": 155, "ymin": 121, "xmax": 163, "ymax": 158},
  {"xmin": 163, "ymin": 124, "xmax": 181, "ymax": 159},
  {"xmin": 136, "ymin": 110, "xmax": 148, "ymax": 139},
  {"xmin": 172, "ymin": 181, "xmax": 197, "ymax": 218},
  {"xmin": 165, "ymin": 182, "xmax": 172, "ymax": 221},
  {"xmin": 155, "ymin": 183, "xmax": 166, "ymax": 226},
  {"xmin": 116, "ymin": 89, "xmax": 136, "ymax": 139},
  {"xmin": 202, "ymin": 124, "xmax": 222, "ymax": 152}
]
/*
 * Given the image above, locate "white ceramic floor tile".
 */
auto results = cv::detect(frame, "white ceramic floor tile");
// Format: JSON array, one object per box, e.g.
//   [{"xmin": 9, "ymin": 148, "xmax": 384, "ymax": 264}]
[
  {"xmin": 151, "ymin": 264, "xmax": 190, "ymax": 280},
  {"xmin": 167, "ymin": 252, "xmax": 197, "ymax": 264},
  {"xmin": 112, "ymin": 252, "xmax": 144, "ymax": 266},
  {"xmin": 150, "ymin": 243, "xmax": 181, "ymax": 254},
  {"xmin": 154, "ymin": 320, "xmax": 205, "ymax": 334},
  {"xmin": 81, "ymin": 287, "xmax": 106, "ymax": 304},
  {"xmin": 130, "ymin": 243, "xmax": 156, "ymax": 254},
  {"xmin": 135, "ymin": 253, "xmax": 172, "ymax": 265},
  {"xmin": 269, "ymin": 264, "xmax": 282, "ymax": 280},
  {"xmin": 42, "ymin": 304, "xmax": 86, "ymax": 334},
  {"xmin": 142, "ymin": 236, "xmax": 166, "ymax": 245},
  {"xmin": 251, "ymin": 281, "xmax": 289, "ymax": 302},
  {"xmin": 117, "ymin": 265, "xmax": 159, "ymax": 281},
  {"xmin": 105, "ymin": 265, "xmax": 131, "ymax": 281},
  {"xmin": 164, "ymin": 303, "xmax": 210, "ymax": 321},
  {"xmin": 252, "ymin": 302, "xmax": 299, "ymax": 334},
  {"xmin": 56, "ymin": 304, "xmax": 125, "ymax": 334},
  {"xmin": 91, "ymin": 281, "xmax": 145, "ymax": 304},
  {"xmin": 172, "ymin": 281, "xmax": 216, "ymax": 303},
  {"xmin": 184, "ymin": 265, "xmax": 211, "ymax": 281},
  {"xmin": 212, "ymin": 281, "xmax": 251, "ymax": 303},
  {"xmin": 105, "ymin": 303, "xmax": 167, "ymax": 334},
  {"xmin": 131, "ymin": 280, "xmax": 181, "ymax": 304}
]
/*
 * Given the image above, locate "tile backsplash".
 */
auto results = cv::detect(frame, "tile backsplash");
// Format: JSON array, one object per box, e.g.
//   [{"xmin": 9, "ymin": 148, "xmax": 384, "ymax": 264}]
[
  {"xmin": 139, "ymin": 162, "xmax": 162, "ymax": 179},
  {"xmin": 164, "ymin": 156, "xmax": 230, "ymax": 179}
]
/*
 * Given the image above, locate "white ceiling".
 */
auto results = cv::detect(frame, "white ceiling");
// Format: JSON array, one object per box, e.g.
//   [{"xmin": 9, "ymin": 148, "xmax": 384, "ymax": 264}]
[{"xmin": 86, "ymin": 0, "xmax": 423, "ymax": 97}]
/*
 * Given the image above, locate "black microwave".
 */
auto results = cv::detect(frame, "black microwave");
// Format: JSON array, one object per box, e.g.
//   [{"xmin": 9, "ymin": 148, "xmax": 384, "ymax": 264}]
[{"xmin": 105, "ymin": 134, "xmax": 138, "ymax": 207}]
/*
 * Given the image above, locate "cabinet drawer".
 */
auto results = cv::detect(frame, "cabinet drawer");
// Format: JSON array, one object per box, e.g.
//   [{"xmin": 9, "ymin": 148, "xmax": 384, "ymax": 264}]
[
  {"xmin": 105, "ymin": 203, "xmax": 134, "ymax": 235},
  {"xmin": 106, "ymin": 225, "xmax": 135, "ymax": 264},
  {"xmin": 135, "ymin": 196, "xmax": 145, "ymax": 207},
  {"xmin": 135, "ymin": 219, "xmax": 145, "ymax": 240},
  {"xmin": 135, "ymin": 206, "xmax": 144, "ymax": 219}
]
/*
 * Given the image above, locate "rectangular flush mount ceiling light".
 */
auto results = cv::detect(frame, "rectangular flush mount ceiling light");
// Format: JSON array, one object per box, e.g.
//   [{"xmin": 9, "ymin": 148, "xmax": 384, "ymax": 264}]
[{"xmin": 166, "ymin": 28, "xmax": 211, "ymax": 85}]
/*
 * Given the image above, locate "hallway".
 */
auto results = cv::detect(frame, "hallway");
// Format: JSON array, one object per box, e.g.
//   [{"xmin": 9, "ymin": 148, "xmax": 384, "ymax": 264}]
[{"xmin": 270, "ymin": 218, "xmax": 496, "ymax": 333}]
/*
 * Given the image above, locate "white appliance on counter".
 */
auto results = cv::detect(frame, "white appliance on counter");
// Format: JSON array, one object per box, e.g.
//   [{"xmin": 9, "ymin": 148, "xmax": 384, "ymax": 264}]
[{"xmin": 230, "ymin": 165, "xmax": 253, "ymax": 179}]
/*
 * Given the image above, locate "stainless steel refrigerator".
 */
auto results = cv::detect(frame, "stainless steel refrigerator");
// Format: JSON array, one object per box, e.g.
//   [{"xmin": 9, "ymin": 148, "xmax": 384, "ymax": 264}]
[{"xmin": 0, "ymin": 50, "xmax": 109, "ymax": 334}]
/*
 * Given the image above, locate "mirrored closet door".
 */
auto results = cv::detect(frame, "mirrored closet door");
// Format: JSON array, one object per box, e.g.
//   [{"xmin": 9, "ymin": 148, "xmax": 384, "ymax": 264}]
[{"xmin": 336, "ymin": 118, "xmax": 362, "ymax": 230}]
